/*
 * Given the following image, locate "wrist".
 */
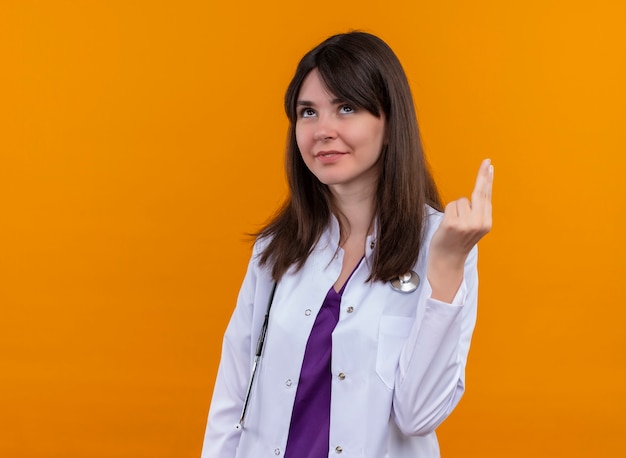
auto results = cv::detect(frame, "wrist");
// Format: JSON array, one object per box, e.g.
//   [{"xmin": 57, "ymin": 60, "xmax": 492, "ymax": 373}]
[{"xmin": 427, "ymin": 253, "xmax": 464, "ymax": 303}]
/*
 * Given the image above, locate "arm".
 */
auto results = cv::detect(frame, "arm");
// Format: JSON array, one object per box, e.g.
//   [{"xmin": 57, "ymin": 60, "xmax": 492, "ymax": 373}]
[
  {"xmin": 392, "ymin": 159, "xmax": 493, "ymax": 435},
  {"xmin": 201, "ymin": 249, "xmax": 261, "ymax": 457},
  {"xmin": 391, "ymin": 246, "xmax": 478, "ymax": 436}
]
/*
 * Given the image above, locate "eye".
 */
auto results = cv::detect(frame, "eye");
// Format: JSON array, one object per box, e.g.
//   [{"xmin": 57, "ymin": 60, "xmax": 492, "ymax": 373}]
[
  {"xmin": 299, "ymin": 107, "xmax": 316, "ymax": 118},
  {"xmin": 339, "ymin": 105, "xmax": 355, "ymax": 114}
]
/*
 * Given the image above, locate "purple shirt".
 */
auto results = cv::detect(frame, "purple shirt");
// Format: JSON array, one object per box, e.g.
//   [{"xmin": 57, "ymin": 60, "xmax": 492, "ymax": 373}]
[
  {"xmin": 284, "ymin": 263, "xmax": 359, "ymax": 458},
  {"xmin": 284, "ymin": 285, "xmax": 342, "ymax": 457}
]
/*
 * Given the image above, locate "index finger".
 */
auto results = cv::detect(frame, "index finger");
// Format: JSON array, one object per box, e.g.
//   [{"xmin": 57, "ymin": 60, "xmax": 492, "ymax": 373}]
[{"xmin": 471, "ymin": 158, "xmax": 494, "ymax": 209}]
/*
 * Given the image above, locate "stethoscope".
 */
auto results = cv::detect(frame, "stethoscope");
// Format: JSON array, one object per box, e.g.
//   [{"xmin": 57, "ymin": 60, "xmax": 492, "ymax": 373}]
[
  {"xmin": 236, "ymin": 282, "xmax": 278, "ymax": 430},
  {"xmin": 234, "ymin": 270, "xmax": 419, "ymax": 430}
]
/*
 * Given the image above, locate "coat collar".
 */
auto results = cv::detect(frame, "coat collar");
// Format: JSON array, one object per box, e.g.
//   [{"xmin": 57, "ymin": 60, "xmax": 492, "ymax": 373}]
[{"xmin": 315, "ymin": 214, "xmax": 378, "ymax": 263}]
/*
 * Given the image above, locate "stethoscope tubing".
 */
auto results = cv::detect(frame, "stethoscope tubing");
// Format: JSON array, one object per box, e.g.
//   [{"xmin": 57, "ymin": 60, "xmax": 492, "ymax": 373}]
[{"xmin": 236, "ymin": 282, "xmax": 278, "ymax": 430}]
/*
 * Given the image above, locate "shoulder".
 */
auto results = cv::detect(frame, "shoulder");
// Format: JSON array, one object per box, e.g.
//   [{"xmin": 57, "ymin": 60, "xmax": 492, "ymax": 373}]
[
  {"xmin": 423, "ymin": 204, "xmax": 444, "ymax": 237},
  {"xmin": 425, "ymin": 204, "xmax": 443, "ymax": 221},
  {"xmin": 252, "ymin": 233, "xmax": 272, "ymax": 256},
  {"xmin": 248, "ymin": 235, "xmax": 274, "ymax": 276}
]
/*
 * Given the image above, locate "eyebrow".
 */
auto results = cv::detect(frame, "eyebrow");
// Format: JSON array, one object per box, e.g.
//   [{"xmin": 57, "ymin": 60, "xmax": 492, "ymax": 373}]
[{"xmin": 296, "ymin": 98, "xmax": 345, "ymax": 107}]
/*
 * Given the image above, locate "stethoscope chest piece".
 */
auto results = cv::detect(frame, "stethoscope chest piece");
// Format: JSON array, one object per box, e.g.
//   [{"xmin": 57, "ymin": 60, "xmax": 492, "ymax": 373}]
[{"xmin": 390, "ymin": 270, "xmax": 420, "ymax": 293}]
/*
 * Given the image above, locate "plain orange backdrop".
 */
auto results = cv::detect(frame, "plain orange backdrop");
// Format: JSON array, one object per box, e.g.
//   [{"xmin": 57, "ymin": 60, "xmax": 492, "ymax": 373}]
[{"xmin": 1, "ymin": 1, "xmax": 625, "ymax": 457}]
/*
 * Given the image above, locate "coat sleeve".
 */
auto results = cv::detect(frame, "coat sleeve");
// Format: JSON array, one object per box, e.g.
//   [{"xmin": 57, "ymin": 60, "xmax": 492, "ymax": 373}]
[
  {"xmin": 391, "ymin": 243, "xmax": 479, "ymax": 436},
  {"xmin": 201, "ymin": 244, "xmax": 269, "ymax": 457}
]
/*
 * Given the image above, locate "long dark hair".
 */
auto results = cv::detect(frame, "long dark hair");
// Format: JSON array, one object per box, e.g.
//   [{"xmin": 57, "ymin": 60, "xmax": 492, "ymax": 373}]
[{"xmin": 256, "ymin": 31, "xmax": 442, "ymax": 282}]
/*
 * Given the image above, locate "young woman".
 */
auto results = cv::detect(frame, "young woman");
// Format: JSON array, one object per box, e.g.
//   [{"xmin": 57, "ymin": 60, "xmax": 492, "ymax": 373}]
[{"xmin": 202, "ymin": 31, "xmax": 493, "ymax": 458}]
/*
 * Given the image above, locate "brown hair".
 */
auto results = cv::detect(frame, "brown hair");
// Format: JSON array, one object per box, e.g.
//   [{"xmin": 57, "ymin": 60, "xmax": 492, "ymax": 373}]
[{"xmin": 256, "ymin": 31, "xmax": 442, "ymax": 282}]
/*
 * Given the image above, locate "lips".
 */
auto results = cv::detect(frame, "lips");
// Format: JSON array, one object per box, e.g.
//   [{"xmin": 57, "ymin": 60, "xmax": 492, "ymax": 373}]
[
  {"xmin": 314, "ymin": 150, "xmax": 346, "ymax": 165},
  {"xmin": 315, "ymin": 150, "xmax": 346, "ymax": 158}
]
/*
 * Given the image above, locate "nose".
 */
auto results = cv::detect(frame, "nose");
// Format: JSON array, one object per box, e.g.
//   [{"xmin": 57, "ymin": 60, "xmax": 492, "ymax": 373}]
[{"xmin": 313, "ymin": 114, "xmax": 337, "ymax": 141}]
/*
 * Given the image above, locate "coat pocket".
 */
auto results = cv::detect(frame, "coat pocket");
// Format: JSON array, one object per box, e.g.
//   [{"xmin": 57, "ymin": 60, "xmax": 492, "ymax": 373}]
[{"xmin": 375, "ymin": 316, "xmax": 414, "ymax": 389}]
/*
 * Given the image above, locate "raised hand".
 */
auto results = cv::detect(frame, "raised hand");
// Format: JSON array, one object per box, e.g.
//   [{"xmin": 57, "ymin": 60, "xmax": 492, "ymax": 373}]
[{"xmin": 427, "ymin": 159, "xmax": 494, "ymax": 303}]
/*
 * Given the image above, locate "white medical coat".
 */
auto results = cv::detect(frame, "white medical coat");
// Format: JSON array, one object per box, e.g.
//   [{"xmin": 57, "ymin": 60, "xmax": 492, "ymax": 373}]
[{"xmin": 202, "ymin": 208, "xmax": 478, "ymax": 457}]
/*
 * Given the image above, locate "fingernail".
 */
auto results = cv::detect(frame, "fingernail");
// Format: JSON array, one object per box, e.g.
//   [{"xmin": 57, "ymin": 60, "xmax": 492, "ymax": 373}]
[{"xmin": 489, "ymin": 164, "xmax": 494, "ymax": 176}]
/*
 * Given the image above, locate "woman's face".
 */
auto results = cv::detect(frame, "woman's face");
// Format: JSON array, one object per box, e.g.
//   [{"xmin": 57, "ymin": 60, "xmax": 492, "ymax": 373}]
[{"xmin": 295, "ymin": 69, "xmax": 385, "ymax": 196}]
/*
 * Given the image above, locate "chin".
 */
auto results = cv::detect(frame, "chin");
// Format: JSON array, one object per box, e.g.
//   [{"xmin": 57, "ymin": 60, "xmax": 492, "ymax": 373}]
[{"xmin": 315, "ymin": 176, "xmax": 344, "ymax": 187}]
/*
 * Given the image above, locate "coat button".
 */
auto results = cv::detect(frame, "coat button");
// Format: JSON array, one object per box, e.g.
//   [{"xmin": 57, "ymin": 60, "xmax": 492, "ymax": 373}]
[
  {"xmin": 335, "ymin": 445, "xmax": 343, "ymax": 454},
  {"xmin": 346, "ymin": 306, "xmax": 354, "ymax": 313},
  {"xmin": 304, "ymin": 309, "xmax": 312, "ymax": 316},
  {"xmin": 274, "ymin": 448, "xmax": 281, "ymax": 455},
  {"xmin": 370, "ymin": 241, "xmax": 375, "ymax": 249},
  {"xmin": 338, "ymin": 372, "xmax": 346, "ymax": 380},
  {"xmin": 285, "ymin": 379, "xmax": 292, "ymax": 387}
]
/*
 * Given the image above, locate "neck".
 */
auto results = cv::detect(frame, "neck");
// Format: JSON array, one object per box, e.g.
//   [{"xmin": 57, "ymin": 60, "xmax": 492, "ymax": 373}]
[{"xmin": 330, "ymin": 184, "xmax": 376, "ymax": 244}]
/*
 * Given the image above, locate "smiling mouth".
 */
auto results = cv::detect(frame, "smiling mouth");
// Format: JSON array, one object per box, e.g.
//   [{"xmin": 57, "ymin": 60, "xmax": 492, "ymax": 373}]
[{"xmin": 316, "ymin": 151, "xmax": 345, "ymax": 157}]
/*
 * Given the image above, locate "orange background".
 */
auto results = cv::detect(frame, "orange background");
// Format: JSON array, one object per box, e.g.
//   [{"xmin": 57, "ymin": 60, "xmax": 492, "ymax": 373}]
[{"xmin": 1, "ymin": 1, "xmax": 625, "ymax": 457}]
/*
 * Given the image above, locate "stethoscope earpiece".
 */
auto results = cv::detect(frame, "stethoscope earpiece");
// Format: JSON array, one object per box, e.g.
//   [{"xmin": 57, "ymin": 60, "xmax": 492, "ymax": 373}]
[{"xmin": 390, "ymin": 270, "xmax": 420, "ymax": 293}]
